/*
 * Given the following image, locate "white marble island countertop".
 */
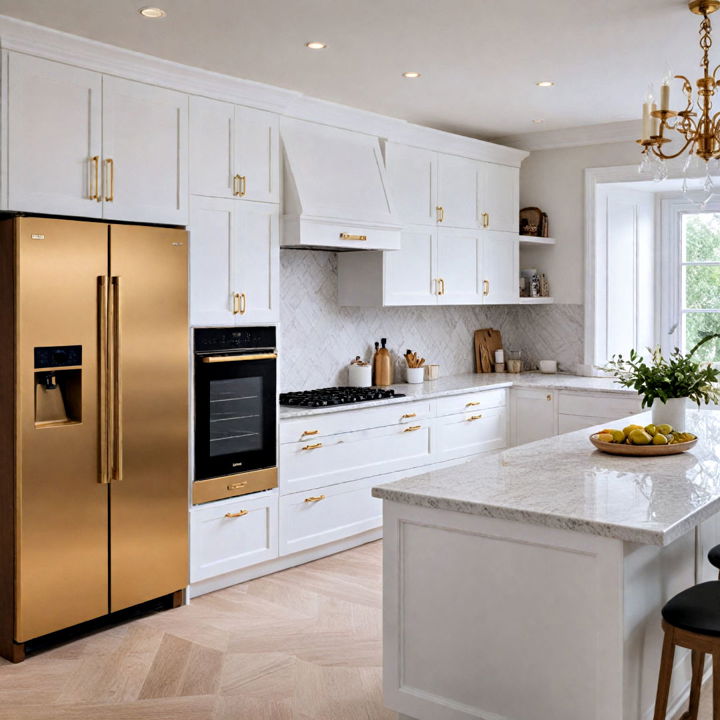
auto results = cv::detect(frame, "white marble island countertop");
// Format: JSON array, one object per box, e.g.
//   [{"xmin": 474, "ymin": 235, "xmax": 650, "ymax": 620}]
[
  {"xmin": 280, "ymin": 371, "xmax": 636, "ymax": 419},
  {"xmin": 373, "ymin": 409, "xmax": 720, "ymax": 546}
]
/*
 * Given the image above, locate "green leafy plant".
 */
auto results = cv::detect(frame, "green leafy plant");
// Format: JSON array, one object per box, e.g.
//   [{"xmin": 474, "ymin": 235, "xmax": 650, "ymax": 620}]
[{"xmin": 604, "ymin": 334, "xmax": 720, "ymax": 408}]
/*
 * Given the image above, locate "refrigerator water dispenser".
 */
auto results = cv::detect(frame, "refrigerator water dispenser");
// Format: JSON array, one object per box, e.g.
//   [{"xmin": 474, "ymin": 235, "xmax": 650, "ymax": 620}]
[{"xmin": 33, "ymin": 345, "xmax": 82, "ymax": 426}]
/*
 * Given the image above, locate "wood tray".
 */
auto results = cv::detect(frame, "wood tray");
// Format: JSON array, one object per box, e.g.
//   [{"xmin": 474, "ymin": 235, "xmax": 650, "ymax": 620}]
[{"xmin": 589, "ymin": 433, "xmax": 698, "ymax": 456}]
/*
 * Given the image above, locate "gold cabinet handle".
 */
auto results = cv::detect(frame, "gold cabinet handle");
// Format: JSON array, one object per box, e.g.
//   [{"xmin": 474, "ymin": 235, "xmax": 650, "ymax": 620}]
[
  {"xmin": 89, "ymin": 156, "xmax": 100, "ymax": 201},
  {"xmin": 439, "ymin": 278, "xmax": 446, "ymax": 295},
  {"xmin": 228, "ymin": 481, "xmax": 248, "ymax": 491},
  {"xmin": 483, "ymin": 280, "xmax": 490, "ymax": 296},
  {"xmin": 467, "ymin": 414, "xmax": 483, "ymax": 421},
  {"xmin": 482, "ymin": 212, "xmax": 490, "ymax": 228},
  {"xmin": 339, "ymin": 233, "xmax": 368, "ymax": 241},
  {"xmin": 97, "ymin": 276, "xmax": 109, "ymax": 484},
  {"xmin": 403, "ymin": 425, "xmax": 422, "ymax": 432},
  {"xmin": 202, "ymin": 353, "xmax": 277, "ymax": 364},
  {"xmin": 232, "ymin": 174, "xmax": 240, "ymax": 196},
  {"xmin": 401, "ymin": 413, "xmax": 417, "ymax": 419},
  {"xmin": 436, "ymin": 206, "xmax": 444, "ymax": 222},
  {"xmin": 304, "ymin": 495, "xmax": 326, "ymax": 503},
  {"xmin": 232, "ymin": 292, "xmax": 241, "ymax": 314},
  {"xmin": 546, "ymin": 394, "xmax": 552, "ymax": 401},
  {"xmin": 302, "ymin": 430, "xmax": 319, "ymax": 436},
  {"xmin": 302, "ymin": 442, "xmax": 323, "ymax": 450},
  {"xmin": 104, "ymin": 158, "xmax": 114, "ymax": 202},
  {"xmin": 239, "ymin": 175, "xmax": 247, "ymax": 197},
  {"xmin": 239, "ymin": 292, "xmax": 247, "ymax": 315},
  {"xmin": 225, "ymin": 510, "xmax": 248, "ymax": 518},
  {"xmin": 110, "ymin": 276, "xmax": 122, "ymax": 482},
  {"xmin": 466, "ymin": 401, "xmax": 481, "ymax": 407}
]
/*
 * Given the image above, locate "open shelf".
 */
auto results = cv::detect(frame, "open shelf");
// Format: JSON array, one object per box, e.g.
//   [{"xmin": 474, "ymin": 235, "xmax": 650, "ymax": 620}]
[
  {"xmin": 518, "ymin": 297, "xmax": 554, "ymax": 304},
  {"xmin": 519, "ymin": 236, "xmax": 556, "ymax": 247}
]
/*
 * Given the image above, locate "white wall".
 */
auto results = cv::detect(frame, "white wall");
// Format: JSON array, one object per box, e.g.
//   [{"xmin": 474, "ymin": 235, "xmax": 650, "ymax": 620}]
[{"xmin": 519, "ymin": 140, "xmax": 639, "ymax": 304}]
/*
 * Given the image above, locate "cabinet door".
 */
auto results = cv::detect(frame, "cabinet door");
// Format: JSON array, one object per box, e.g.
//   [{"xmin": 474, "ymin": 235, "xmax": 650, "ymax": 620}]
[
  {"xmin": 437, "ymin": 153, "xmax": 478, "ymax": 229},
  {"xmin": 433, "ymin": 407, "xmax": 507, "ymax": 463},
  {"xmin": 384, "ymin": 227, "xmax": 438, "ymax": 305},
  {"xmin": 231, "ymin": 201, "xmax": 279, "ymax": 323},
  {"xmin": 437, "ymin": 228, "xmax": 482, "ymax": 304},
  {"xmin": 482, "ymin": 231, "xmax": 519, "ymax": 304},
  {"xmin": 234, "ymin": 106, "xmax": 280, "ymax": 204},
  {"xmin": 512, "ymin": 389, "xmax": 557, "ymax": 446},
  {"xmin": 189, "ymin": 196, "xmax": 234, "ymax": 326},
  {"xmin": 6, "ymin": 52, "xmax": 102, "ymax": 217},
  {"xmin": 478, "ymin": 163, "xmax": 519, "ymax": 233},
  {"xmin": 102, "ymin": 76, "xmax": 188, "ymax": 224},
  {"xmin": 386, "ymin": 143, "xmax": 437, "ymax": 226},
  {"xmin": 189, "ymin": 96, "xmax": 234, "ymax": 198}
]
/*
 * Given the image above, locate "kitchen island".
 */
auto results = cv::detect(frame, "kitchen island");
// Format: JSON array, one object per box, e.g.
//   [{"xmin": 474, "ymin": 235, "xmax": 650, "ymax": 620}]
[{"xmin": 373, "ymin": 409, "xmax": 720, "ymax": 720}]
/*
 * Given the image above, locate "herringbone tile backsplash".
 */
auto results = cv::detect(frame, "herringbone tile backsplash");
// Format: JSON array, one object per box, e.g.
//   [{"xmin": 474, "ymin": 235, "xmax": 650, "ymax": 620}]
[{"xmin": 279, "ymin": 249, "xmax": 583, "ymax": 391}]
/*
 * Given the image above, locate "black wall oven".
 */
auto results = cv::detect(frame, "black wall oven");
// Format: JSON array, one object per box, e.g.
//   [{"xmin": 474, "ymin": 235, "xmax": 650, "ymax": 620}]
[{"xmin": 193, "ymin": 327, "xmax": 277, "ymax": 504}]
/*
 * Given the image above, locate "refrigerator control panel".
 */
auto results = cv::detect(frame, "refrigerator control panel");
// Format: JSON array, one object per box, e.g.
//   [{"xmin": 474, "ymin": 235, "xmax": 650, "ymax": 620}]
[{"xmin": 34, "ymin": 345, "xmax": 82, "ymax": 369}]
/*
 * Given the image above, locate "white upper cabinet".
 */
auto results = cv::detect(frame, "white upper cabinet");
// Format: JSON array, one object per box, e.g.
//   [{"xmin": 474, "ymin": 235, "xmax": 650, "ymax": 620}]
[
  {"xmin": 231, "ymin": 201, "xmax": 279, "ymax": 323},
  {"xmin": 281, "ymin": 119, "xmax": 400, "ymax": 249},
  {"xmin": 102, "ymin": 76, "xmax": 188, "ymax": 225},
  {"xmin": 234, "ymin": 106, "xmax": 279, "ymax": 204},
  {"xmin": 384, "ymin": 228, "xmax": 437, "ymax": 305},
  {"xmin": 386, "ymin": 143, "xmax": 437, "ymax": 226},
  {"xmin": 189, "ymin": 196, "xmax": 279, "ymax": 327},
  {"xmin": 482, "ymin": 232, "xmax": 519, "ymax": 305},
  {"xmin": 478, "ymin": 163, "xmax": 519, "ymax": 233},
  {"xmin": 437, "ymin": 228, "xmax": 482, "ymax": 304},
  {"xmin": 5, "ymin": 52, "xmax": 102, "ymax": 218},
  {"xmin": 437, "ymin": 154, "xmax": 478, "ymax": 229},
  {"xmin": 189, "ymin": 97, "xmax": 279, "ymax": 203}
]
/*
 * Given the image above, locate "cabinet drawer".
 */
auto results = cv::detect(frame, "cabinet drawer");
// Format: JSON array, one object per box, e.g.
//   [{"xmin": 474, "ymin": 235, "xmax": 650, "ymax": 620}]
[
  {"xmin": 190, "ymin": 492, "xmax": 278, "ymax": 582},
  {"xmin": 558, "ymin": 391, "xmax": 641, "ymax": 420},
  {"xmin": 279, "ymin": 477, "xmax": 382, "ymax": 555},
  {"xmin": 433, "ymin": 406, "xmax": 507, "ymax": 462},
  {"xmin": 286, "ymin": 218, "xmax": 401, "ymax": 251},
  {"xmin": 435, "ymin": 388, "xmax": 507, "ymax": 417},
  {"xmin": 280, "ymin": 400, "xmax": 433, "ymax": 444},
  {"xmin": 280, "ymin": 421, "xmax": 431, "ymax": 494}
]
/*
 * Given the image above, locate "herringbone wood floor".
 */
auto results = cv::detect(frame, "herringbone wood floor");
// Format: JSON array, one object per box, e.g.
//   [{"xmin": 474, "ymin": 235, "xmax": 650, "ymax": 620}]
[{"xmin": 0, "ymin": 540, "xmax": 395, "ymax": 720}]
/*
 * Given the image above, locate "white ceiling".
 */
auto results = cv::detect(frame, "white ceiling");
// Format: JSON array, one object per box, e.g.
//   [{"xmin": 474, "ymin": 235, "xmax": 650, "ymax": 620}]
[{"xmin": 0, "ymin": 0, "xmax": 701, "ymax": 140}]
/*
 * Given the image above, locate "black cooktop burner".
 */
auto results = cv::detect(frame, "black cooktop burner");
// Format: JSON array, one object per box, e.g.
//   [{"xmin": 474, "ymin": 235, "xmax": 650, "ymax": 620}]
[{"xmin": 279, "ymin": 387, "xmax": 405, "ymax": 408}]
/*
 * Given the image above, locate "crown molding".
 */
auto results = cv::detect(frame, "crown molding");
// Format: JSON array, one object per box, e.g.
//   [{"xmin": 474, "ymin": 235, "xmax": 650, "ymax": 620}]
[
  {"xmin": 0, "ymin": 14, "xmax": 528, "ymax": 167},
  {"xmin": 491, "ymin": 120, "xmax": 639, "ymax": 153}
]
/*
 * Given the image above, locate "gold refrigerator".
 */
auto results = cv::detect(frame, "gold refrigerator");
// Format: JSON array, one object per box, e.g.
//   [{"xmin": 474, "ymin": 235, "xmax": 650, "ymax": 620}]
[{"xmin": 0, "ymin": 217, "xmax": 189, "ymax": 662}]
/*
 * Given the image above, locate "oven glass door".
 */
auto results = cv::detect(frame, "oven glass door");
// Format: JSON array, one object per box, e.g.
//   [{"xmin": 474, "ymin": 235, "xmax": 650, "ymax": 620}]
[{"xmin": 195, "ymin": 355, "xmax": 276, "ymax": 480}]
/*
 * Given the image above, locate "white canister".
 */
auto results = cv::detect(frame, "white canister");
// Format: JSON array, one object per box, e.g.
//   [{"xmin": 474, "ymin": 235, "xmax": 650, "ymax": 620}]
[
  {"xmin": 348, "ymin": 363, "xmax": 372, "ymax": 388},
  {"xmin": 538, "ymin": 360, "xmax": 557, "ymax": 374},
  {"xmin": 406, "ymin": 367, "xmax": 425, "ymax": 384},
  {"xmin": 651, "ymin": 397, "xmax": 688, "ymax": 431}
]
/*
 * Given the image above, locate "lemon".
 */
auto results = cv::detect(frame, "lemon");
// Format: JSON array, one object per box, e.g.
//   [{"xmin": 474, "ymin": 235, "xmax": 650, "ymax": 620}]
[
  {"xmin": 657, "ymin": 424, "xmax": 673, "ymax": 435},
  {"xmin": 645, "ymin": 424, "xmax": 657, "ymax": 436},
  {"xmin": 609, "ymin": 429, "xmax": 625, "ymax": 443},
  {"xmin": 623, "ymin": 424, "xmax": 644, "ymax": 437},
  {"xmin": 652, "ymin": 433, "xmax": 668, "ymax": 445},
  {"xmin": 629, "ymin": 429, "xmax": 652, "ymax": 445},
  {"xmin": 597, "ymin": 433, "xmax": 614, "ymax": 443}
]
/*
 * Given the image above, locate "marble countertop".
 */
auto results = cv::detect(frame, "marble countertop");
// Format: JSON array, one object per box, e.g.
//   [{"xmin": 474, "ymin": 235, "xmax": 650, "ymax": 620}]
[
  {"xmin": 373, "ymin": 409, "xmax": 720, "ymax": 546},
  {"xmin": 279, "ymin": 372, "xmax": 635, "ymax": 419}
]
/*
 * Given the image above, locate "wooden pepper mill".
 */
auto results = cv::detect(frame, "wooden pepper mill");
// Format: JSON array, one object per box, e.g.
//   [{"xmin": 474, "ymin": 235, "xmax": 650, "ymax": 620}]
[{"xmin": 373, "ymin": 338, "xmax": 393, "ymax": 387}]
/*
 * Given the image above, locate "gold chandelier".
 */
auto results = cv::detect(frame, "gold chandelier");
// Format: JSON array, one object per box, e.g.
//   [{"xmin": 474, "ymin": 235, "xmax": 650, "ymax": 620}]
[{"xmin": 638, "ymin": 0, "xmax": 720, "ymax": 201}]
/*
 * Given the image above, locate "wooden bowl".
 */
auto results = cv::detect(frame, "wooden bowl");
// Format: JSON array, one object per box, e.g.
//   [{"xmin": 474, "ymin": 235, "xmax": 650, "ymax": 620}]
[{"xmin": 589, "ymin": 433, "xmax": 698, "ymax": 456}]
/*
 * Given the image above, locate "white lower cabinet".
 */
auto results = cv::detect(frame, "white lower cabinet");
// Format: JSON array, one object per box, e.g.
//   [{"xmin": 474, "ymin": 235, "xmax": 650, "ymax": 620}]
[
  {"xmin": 190, "ymin": 492, "xmax": 278, "ymax": 582},
  {"xmin": 511, "ymin": 388, "xmax": 558, "ymax": 446},
  {"xmin": 433, "ymin": 406, "xmax": 507, "ymax": 463},
  {"xmin": 279, "ymin": 476, "xmax": 383, "ymax": 556}
]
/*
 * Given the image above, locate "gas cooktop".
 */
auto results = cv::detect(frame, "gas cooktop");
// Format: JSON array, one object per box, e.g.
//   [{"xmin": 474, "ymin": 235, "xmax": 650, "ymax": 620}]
[{"xmin": 279, "ymin": 387, "xmax": 405, "ymax": 408}]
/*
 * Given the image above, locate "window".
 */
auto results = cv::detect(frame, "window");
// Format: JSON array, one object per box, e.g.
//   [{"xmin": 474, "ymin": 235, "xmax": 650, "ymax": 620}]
[{"xmin": 681, "ymin": 213, "xmax": 720, "ymax": 362}]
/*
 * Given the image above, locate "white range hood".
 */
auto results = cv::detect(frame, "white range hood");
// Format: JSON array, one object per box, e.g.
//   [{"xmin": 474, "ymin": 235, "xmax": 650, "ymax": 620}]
[{"xmin": 281, "ymin": 118, "xmax": 401, "ymax": 250}]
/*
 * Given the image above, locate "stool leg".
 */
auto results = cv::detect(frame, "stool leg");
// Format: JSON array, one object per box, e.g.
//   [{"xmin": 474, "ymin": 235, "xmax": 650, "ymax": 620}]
[
  {"xmin": 654, "ymin": 628, "xmax": 676, "ymax": 720},
  {"xmin": 714, "ymin": 652, "xmax": 720, "ymax": 720},
  {"xmin": 685, "ymin": 650, "xmax": 705, "ymax": 720}
]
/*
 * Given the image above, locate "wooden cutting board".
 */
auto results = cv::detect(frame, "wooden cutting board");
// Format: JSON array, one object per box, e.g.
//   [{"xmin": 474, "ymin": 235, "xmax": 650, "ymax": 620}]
[{"xmin": 474, "ymin": 329, "xmax": 503, "ymax": 373}]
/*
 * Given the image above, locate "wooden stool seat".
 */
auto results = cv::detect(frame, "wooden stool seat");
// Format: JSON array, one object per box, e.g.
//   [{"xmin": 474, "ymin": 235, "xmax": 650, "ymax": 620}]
[{"xmin": 654, "ymin": 581, "xmax": 720, "ymax": 720}]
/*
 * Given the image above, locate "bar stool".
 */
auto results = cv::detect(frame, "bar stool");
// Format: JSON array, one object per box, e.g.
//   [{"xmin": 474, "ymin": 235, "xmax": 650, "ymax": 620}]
[{"xmin": 653, "ymin": 545, "xmax": 720, "ymax": 720}]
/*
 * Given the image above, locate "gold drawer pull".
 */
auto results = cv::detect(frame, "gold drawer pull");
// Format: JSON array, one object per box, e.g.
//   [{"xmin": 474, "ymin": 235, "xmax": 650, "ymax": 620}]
[
  {"xmin": 239, "ymin": 292, "xmax": 247, "ymax": 315},
  {"xmin": 403, "ymin": 425, "xmax": 422, "ymax": 432},
  {"xmin": 225, "ymin": 510, "xmax": 248, "ymax": 518},
  {"xmin": 302, "ymin": 430, "xmax": 319, "ymax": 436},
  {"xmin": 232, "ymin": 292, "xmax": 241, "ymax": 315},
  {"xmin": 482, "ymin": 212, "xmax": 490, "ymax": 228},
  {"xmin": 436, "ymin": 206, "xmax": 444, "ymax": 223},
  {"xmin": 546, "ymin": 394, "xmax": 552, "ymax": 401},
  {"xmin": 401, "ymin": 413, "xmax": 417, "ymax": 419},
  {"xmin": 302, "ymin": 442, "xmax": 323, "ymax": 450},
  {"xmin": 466, "ymin": 401, "xmax": 481, "ymax": 407},
  {"xmin": 104, "ymin": 158, "xmax": 114, "ymax": 202},
  {"xmin": 483, "ymin": 280, "xmax": 490, "ymax": 296},
  {"xmin": 467, "ymin": 414, "xmax": 483, "ymax": 421},
  {"xmin": 339, "ymin": 233, "xmax": 367, "ymax": 241},
  {"xmin": 90, "ymin": 155, "xmax": 100, "ymax": 200},
  {"xmin": 304, "ymin": 495, "xmax": 326, "ymax": 503},
  {"xmin": 228, "ymin": 481, "xmax": 248, "ymax": 491}
]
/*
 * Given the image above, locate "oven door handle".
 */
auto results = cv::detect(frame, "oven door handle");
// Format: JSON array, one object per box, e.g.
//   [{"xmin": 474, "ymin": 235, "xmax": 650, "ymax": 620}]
[{"xmin": 201, "ymin": 353, "xmax": 278, "ymax": 364}]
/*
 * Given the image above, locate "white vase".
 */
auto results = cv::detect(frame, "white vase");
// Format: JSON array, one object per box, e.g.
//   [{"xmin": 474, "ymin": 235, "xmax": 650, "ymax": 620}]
[{"xmin": 651, "ymin": 397, "xmax": 688, "ymax": 431}]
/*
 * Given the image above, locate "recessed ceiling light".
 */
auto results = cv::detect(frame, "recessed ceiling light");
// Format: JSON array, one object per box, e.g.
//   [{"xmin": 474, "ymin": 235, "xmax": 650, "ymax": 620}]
[
  {"xmin": 536, "ymin": 80, "xmax": 555, "ymax": 87},
  {"xmin": 139, "ymin": 7, "xmax": 166, "ymax": 18},
  {"xmin": 402, "ymin": 71, "xmax": 421, "ymax": 79},
  {"xmin": 305, "ymin": 41, "xmax": 327, "ymax": 50}
]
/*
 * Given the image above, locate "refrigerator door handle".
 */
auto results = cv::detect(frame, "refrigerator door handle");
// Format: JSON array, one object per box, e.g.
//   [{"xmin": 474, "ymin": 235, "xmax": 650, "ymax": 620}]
[
  {"xmin": 98, "ymin": 276, "xmax": 110, "ymax": 484},
  {"xmin": 109, "ymin": 276, "xmax": 123, "ymax": 483}
]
